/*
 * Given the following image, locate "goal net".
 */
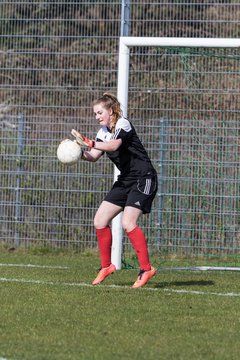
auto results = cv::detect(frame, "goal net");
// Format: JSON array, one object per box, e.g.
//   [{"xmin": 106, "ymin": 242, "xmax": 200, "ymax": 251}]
[{"xmin": 112, "ymin": 37, "xmax": 240, "ymax": 270}]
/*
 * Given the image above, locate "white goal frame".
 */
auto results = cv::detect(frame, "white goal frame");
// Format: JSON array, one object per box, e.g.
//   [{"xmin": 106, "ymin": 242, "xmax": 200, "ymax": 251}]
[{"xmin": 111, "ymin": 37, "xmax": 240, "ymax": 270}]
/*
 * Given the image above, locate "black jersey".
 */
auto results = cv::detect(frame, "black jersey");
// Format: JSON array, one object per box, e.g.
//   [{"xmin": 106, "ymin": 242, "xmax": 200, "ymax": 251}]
[{"xmin": 95, "ymin": 118, "xmax": 156, "ymax": 180}]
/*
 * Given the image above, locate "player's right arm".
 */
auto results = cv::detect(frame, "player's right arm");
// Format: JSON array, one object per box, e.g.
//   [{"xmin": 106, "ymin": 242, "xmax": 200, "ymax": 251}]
[{"xmin": 81, "ymin": 148, "xmax": 103, "ymax": 162}]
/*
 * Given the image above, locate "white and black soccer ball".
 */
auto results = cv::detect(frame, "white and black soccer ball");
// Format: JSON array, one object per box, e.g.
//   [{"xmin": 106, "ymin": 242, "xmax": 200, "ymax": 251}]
[{"xmin": 57, "ymin": 139, "xmax": 81, "ymax": 165}]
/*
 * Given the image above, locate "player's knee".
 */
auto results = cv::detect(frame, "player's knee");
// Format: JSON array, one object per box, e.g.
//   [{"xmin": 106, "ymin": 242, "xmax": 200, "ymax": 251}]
[
  {"xmin": 94, "ymin": 215, "xmax": 103, "ymax": 229},
  {"xmin": 94, "ymin": 214, "xmax": 110, "ymax": 229},
  {"xmin": 122, "ymin": 218, "xmax": 136, "ymax": 233}
]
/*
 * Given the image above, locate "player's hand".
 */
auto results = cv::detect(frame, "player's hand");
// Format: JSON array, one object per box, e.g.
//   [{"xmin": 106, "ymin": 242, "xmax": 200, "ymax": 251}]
[{"xmin": 71, "ymin": 129, "xmax": 95, "ymax": 148}]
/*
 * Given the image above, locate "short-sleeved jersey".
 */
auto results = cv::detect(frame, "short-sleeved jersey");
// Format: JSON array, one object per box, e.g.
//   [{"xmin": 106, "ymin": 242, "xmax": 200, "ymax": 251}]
[{"xmin": 95, "ymin": 117, "xmax": 156, "ymax": 180}]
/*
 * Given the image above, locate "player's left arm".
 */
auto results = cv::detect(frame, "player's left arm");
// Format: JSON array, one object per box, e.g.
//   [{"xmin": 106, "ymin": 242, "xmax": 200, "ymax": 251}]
[
  {"xmin": 81, "ymin": 139, "xmax": 122, "ymax": 160},
  {"xmin": 94, "ymin": 138, "xmax": 122, "ymax": 152}
]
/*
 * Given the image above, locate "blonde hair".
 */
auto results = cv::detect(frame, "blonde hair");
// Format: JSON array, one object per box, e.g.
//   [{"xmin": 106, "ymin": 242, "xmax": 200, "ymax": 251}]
[{"xmin": 93, "ymin": 92, "xmax": 122, "ymax": 133}]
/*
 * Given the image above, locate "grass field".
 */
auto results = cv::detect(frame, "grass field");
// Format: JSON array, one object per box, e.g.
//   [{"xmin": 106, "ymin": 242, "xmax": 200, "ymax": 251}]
[{"xmin": 0, "ymin": 249, "xmax": 240, "ymax": 360}]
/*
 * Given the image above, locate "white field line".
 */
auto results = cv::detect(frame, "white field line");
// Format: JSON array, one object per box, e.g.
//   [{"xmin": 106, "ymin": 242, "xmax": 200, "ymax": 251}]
[
  {"xmin": 1, "ymin": 263, "xmax": 239, "ymax": 272},
  {"xmin": 0, "ymin": 277, "xmax": 240, "ymax": 298},
  {"xmin": 0, "ymin": 263, "xmax": 69, "ymax": 269},
  {"xmin": 159, "ymin": 266, "xmax": 240, "ymax": 272}
]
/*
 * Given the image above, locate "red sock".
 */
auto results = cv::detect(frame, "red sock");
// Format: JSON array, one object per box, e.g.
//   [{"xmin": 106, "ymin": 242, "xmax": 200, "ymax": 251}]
[
  {"xmin": 126, "ymin": 226, "xmax": 151, "ymax": 271},
  {"xmin": 96, "ymin": 226, "xmax": 112, "ymax": 268}
]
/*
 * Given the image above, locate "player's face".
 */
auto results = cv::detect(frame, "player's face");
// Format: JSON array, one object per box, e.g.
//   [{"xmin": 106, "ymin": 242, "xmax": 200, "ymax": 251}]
[{"xmin": 93, "ymin": 104, "xmax": 112, "ymax": 127}]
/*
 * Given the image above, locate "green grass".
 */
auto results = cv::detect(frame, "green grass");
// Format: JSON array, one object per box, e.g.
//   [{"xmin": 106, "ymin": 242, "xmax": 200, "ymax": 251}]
[{"xmin": 0, "ymin": 250, "xmax": 240, "ymax": 360}]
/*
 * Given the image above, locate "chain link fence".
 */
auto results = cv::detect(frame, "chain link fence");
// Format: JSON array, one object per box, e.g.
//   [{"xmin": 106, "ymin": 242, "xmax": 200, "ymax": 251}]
[{"xmin": 0, "ymin": 1, "xmax": 239, "ymax": 265}]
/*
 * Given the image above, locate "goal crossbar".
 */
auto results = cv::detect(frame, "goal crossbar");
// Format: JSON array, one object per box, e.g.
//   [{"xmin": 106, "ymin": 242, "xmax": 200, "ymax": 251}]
[{"xmin": 120, "ymin": 36, "xmax": 240, "ymax": 48}]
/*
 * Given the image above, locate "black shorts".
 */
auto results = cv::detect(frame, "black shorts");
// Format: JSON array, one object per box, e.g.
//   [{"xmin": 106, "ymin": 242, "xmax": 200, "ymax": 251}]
[{"xmin": 104, "ymin": 174, "xmax": 158, "ymax": 214}]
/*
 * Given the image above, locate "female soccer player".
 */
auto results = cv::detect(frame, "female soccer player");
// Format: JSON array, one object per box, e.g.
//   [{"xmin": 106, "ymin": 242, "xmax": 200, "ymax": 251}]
[{"xmin": 71, "ymin": 93, "xmax": 158, "ymax": 288}]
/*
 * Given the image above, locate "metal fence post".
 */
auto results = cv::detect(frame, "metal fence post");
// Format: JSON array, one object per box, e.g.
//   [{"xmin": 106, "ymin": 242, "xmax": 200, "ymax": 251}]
[
  {"xmin": 157, "ymin": 117, "xmax": 167, "ymax": 249},
  {"xmin": 159, "ymin": 117, "xmax": 166, "ymax": 224},
  {"xmin": 121, "ymin": 0, "xmax": 131, "ymax": 36},
  {"xmin": 15, "ymin": 113, "xmax": 25, "ymax": 247}
]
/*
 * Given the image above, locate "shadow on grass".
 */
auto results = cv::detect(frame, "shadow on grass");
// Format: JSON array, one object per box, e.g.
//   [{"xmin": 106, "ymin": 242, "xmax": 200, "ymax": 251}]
[{"xmin": 154, "ymin": 280, "xmax": 215, "ymax": 288}]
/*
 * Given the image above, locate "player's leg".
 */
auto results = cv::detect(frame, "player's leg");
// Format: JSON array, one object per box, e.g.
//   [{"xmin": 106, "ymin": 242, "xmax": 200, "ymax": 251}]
[
  {"xmin": 122, "ymin": 206, "xmax": 156, "ymax": 288},
  {"xmin": 94, "ymin": 200, "xmax": 122, "ymax": 269},
  {"xmin": 92, "ymin": 201, "xmax": 122, "ymax": 285},
  {"xmin": 122, "ymin": 206, "xmax": 151, "ymax": 271}
]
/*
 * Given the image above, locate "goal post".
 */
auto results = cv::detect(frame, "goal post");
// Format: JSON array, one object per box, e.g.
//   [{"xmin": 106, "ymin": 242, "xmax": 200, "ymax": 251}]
[{"xmin": 111, "ymin": 37, "xmax": 240, "ymax": 270}]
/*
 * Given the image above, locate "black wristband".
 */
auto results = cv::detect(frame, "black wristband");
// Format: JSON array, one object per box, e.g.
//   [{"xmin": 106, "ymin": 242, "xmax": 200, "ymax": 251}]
[
  {"xmin": 81, "ymin": 149, "xmax": 85, "ymax": 158},
  {"xmin": 92, "ymin": 140, "xmax": 95, "ymax": 148}
]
